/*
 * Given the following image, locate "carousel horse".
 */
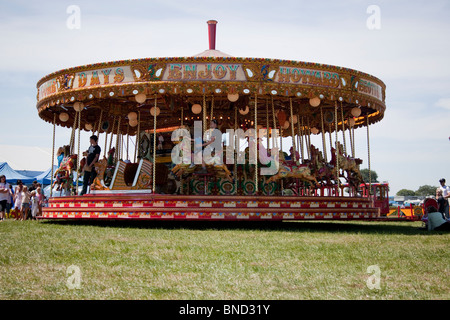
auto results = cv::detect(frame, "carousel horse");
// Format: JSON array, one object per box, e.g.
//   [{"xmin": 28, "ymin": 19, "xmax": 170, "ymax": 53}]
[
  {"xmin": 347, "ymin": 170, "xmax": 365, "ymax": 194},
  {"xmin": 267, "ymin": 151, "xmax": 318, "ymax": 186},
  {"xmin": 172, "ymin": 163, "xmax": 233, "ymax": 182},
  {"xmin": 172, "ymin": 163, "xmax": 196, "ymax": 177},
  {"xmin": 267, "ymin": 162, "xmax": 318, "ymax": 186},
  {"xmin": 172, "ymin": 143, "xmax": 233, "ymax": 182},
  {"xmin": 331, "ymin": 142, "xmax": 364, "ymax": 188},
  {"xmin": 90, "ymin": 158, "xmax": 110, "ymax": 191},
  {"xmin": 309, "ymin": 145, "xmax": 337, "ymax": 186},
  {"xmin": 333, "ymin": 142, "xmax": 363, "ymax": 174},
  {"xmin": 52, "ymin": 154, "xmax": 77, "ymax": 195}
]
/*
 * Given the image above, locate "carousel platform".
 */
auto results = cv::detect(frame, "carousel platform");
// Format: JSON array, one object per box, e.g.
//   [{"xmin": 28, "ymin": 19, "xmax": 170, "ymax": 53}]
[{"xmin": 40, "ymin": 192, "xmax": 380, "ymax": 221}]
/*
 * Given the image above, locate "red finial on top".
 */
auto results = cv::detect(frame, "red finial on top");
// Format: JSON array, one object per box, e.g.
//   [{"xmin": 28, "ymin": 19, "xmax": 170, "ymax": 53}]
[{"xmin": 207, "ymin": 20, "xmax": 218, "ymax": 50}]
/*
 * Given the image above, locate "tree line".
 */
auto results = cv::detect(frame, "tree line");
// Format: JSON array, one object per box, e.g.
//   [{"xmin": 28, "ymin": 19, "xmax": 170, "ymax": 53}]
[
  {"xmin": 396, "ymin": 185, "xmax": 437, "ymax": 197},
  {"xmin": 359, "ymin": 169, "xmax": 436, "ymax": 197}
]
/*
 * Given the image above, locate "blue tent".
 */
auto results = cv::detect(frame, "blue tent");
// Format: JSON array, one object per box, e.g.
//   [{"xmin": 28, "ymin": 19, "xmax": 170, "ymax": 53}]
[
  {"xmin": 34, "ymin": 165, "xmax": 58, "ymax": 185},
  {"xmin": 0, "ymin": 162, "xmax": 36, "ymax": 184}
]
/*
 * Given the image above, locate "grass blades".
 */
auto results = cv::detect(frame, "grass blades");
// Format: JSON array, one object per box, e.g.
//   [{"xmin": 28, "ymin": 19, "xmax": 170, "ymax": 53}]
[{"xmin": 0, "ymin": 219, "xmax": 448, "ymax": 300}]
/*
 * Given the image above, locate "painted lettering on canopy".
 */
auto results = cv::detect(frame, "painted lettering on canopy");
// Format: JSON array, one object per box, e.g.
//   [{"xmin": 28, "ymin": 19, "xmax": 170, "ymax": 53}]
[
  {"xmin": 163, "ymin": 64, "xmax": 245, "ymax": 81},
  {"xmin": 74, "ymin": 67, "xmax": 131, "ymax": 89},
  {"xmin": 358, "ymin": 79, "xmax": 382, "ymax": 100},
  {"xmin": 275, "ymin": 67, "xmax": 341, "ymax": 88},
  {"xmin": 38, "ymin": 79, "xmax": 58, "ymax": 101}
]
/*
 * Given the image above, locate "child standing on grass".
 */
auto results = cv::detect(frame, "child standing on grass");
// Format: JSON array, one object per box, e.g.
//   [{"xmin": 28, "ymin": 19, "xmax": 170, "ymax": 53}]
[
  {"xmin": 36, "ymin": 186, "xmax": 44, "ymax": 217},
  {"xmin": 30, "ymin": 190, "xmax": 38, "ymax": 220},
  {"xmin": 13, "ymin": 180, "xmax": 23, "ymax": 220},
  {"xmin": 21, "ymin": 186, "xmax": 31, "ymax": 220}
]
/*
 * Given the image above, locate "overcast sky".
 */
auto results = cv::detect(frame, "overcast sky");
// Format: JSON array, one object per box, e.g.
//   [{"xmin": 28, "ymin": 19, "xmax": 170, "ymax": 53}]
[{"xmin": 0, "ymin": 0, "xmax": 449, "ymax": 195}]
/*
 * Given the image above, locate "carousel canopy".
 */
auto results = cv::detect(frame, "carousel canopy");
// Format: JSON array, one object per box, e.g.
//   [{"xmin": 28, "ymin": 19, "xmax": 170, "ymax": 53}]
[{"xmin": 36, "ymin": 20, "xmax": 386, "ymax": 138}]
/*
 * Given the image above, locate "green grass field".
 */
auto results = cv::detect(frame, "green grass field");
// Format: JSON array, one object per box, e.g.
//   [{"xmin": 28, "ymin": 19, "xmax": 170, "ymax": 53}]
[{"xmin": 0, "ymin": 219, "xmax": 448, "ymax": 300}]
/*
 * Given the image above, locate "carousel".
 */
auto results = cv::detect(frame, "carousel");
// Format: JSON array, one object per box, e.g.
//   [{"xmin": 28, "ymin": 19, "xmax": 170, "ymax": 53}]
[{"xmin": 36, "ymin": 20, "xmax": 387, "ymax": 221}]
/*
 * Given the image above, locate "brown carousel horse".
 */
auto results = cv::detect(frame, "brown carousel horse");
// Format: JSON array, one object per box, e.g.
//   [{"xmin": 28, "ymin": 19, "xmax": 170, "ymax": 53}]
[
  {"xmin": 89, "ymin": 147, "xmax": 118, "ymax": 191},
  {"xmin": 171, "ymin": 140, "xmax": 233, "ymax": 182},
  {"xmin": 172, "ymin": 163, "xmax": 233, "ymax": 182},
  {"xmin": 90, "ymin": 158, "xmax": 110, "ymax": 191},
  {"xmin": 331, "ymin": 142, "xmax": 364, "ymax": 191},
  {"xmin": 266, "ymin": 151, "xmax": 318, "ymax": 186},
  {"xmin": 309, "ymin": 145, "xmax": 338, "ymax": 186}
]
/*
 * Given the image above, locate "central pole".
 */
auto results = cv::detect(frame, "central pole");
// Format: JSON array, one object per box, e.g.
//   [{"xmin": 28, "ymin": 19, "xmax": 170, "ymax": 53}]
[{"xmin": 207, "ymin": 20, "xmax": 218, "ymax": 50}]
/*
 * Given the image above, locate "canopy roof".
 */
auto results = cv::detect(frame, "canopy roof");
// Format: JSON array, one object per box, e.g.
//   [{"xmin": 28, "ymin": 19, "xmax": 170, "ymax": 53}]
[
  {"xmin": 192, "ymin": 49, "xmax": 233, "ymax": 58},
  {"xmin": 36, "ymin": 21, "xmax": 386, "ymax": 138}
]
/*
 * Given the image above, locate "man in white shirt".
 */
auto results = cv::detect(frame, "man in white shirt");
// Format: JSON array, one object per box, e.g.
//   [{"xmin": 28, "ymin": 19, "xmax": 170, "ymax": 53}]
[
  {"xmin": 439, "ymin": 178, "xmax": 450, "ymax": 219},
  {"xmin": 0, "ymin": 175, "xmax": 11, "ymax": 221}
]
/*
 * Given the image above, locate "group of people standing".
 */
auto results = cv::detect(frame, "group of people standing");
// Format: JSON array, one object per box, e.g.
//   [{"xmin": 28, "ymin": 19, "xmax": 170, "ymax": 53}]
[{"xmin": 0, "ymin": 176, "xmax": 45, "ymax": 221}]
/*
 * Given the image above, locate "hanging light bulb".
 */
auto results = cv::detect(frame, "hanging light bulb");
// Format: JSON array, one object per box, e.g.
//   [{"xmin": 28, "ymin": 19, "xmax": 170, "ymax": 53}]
[
  {"xmin": 59, "ymin": 112, "xmax": 69, "ymax": 122},
  {"xmin": 73, "ymin": 102, "xmax": 84, "ymax": 112},
  {"xmin": 311, "ymin": 127, "xmax": 319, "ymax": 134},
  {"xmin": 150, "ymin": 106, "xmax": 160, "ymax": 116},
  {"xmin": 348, "ymin": 118, "xmax": 356, "ymax": 126},
  {"xmin": 129, "ymin": 119, "xmax": 138, "ymax": 127},
  {"xmin": 309, "ymin": 97, "xmax": 321, "ymax": 107},
  {"xmin": 128, "ymin": 112, "xmax": 138, "ymax": 120},
  {"xmin": 351, "ymin": 107, "xmax": 361, "ymax": 117},
  {"xmin": 227, "ymin": 93, "xmax": 239, "ymax": 102},
  {"xmin": 192, "ymin": 104, "xmax": 202, "ymax": 114},
  {"xmin": 135, "ymin": 93, "xmax": 147, "ymax": 104},
  {"xmin": 289, "ymin": 115, "xmax": 298, "ymax": 124}
]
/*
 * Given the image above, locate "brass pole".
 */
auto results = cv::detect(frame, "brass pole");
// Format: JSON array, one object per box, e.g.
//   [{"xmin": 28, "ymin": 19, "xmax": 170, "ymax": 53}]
[
  {"xmin": 152, "ymin": 95, "xmax": 158, "ymax": 193},
  {"xmin": 135, "ymin": 111, "xmax": 141, "ymax": 162},
  {"xmin": 289, "ymin": 98, "xmax": 297, "ymax": 162},
  {"xmin": 367, "ymin": 116, "xmax": 372, "ymax": 194},
  {"xmin": 254, "ymin": 94, "xmax": 258, "ymax": 194},
  {"xmin": 76, "ymin": 110, "xmax": 81, "ymax": 195},
  {"xmin": 50, "ymin": 113, "xmax": 56, "ymax": 198},
  {"xmin": 320, "ymin": 106, "xmax": 327, "ymax": 162},
  {"xmin": 335, "ymin": 102, "xmax": 339, "ymax": 194},
  {"xmin": 341, "ymin": 101, "xmax": 347, "ymax": 156}
]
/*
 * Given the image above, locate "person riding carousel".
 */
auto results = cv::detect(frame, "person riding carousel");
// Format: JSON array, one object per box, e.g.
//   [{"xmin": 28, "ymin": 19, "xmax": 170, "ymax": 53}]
[
  {"xmin": 52, "ymin": 145, "xmax": 76, "ymax": 195},
  {"xmin": 197, "ymin": 119, "xmax": 221, "ymax": 174}
]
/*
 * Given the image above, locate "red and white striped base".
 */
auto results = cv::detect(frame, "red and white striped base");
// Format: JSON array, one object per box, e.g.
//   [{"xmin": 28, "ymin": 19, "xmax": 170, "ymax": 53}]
[{"xmin": 41, "ymin": 192, "xmax": 380, "ymax": 221}]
